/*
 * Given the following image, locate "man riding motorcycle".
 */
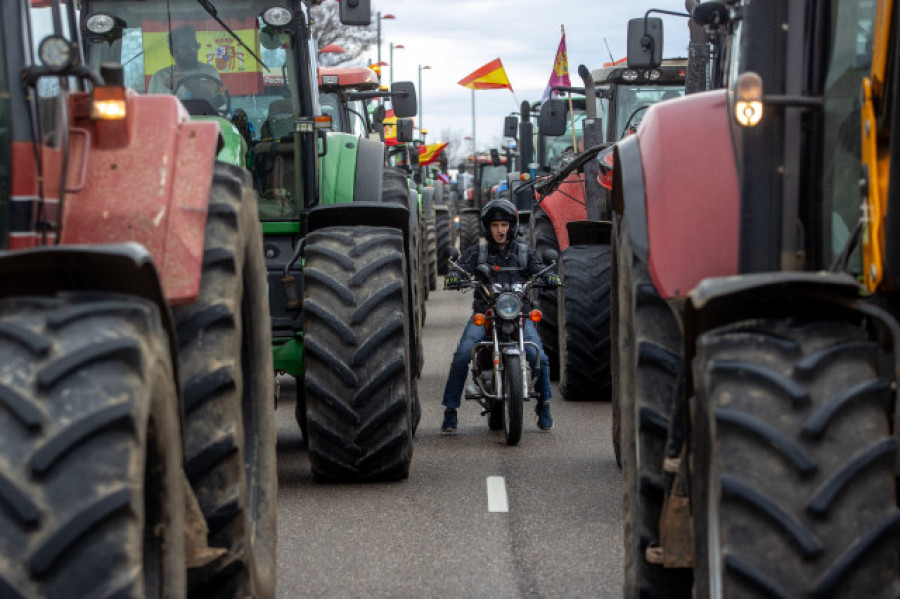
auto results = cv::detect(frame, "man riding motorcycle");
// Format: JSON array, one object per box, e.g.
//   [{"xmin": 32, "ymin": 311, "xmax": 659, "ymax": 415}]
[{"xmin": 441, "ymin": 199, "xmax": 558, "ymax": 432}]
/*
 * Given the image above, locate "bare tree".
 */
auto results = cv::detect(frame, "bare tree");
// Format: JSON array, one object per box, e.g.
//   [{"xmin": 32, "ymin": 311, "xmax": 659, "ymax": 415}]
[{"xmin": 309, "ymin": 3, "xmax": 377, "ymax": 67}]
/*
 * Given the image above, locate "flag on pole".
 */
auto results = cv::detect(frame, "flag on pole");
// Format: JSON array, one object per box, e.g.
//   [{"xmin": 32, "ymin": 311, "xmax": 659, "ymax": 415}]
[
  {"xmin": 418, "ymin": 142, "xmax": 449, "ymax": 166},
  {"xmin": 457, "ymin": 58, "xmax": 513, "ymax": 91},
  {"xmin": 541, "ymin": 28, "xmax": 571, "ymax": 103}
]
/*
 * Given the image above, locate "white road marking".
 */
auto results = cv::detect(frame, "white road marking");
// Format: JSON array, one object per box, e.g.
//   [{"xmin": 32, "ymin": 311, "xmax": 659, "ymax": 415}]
[{"xmin": 486, "ymin": 476, "xmax": 509, "ymax": 513}]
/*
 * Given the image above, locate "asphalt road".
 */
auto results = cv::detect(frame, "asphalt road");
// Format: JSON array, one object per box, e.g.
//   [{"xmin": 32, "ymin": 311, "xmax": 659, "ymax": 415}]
[{"xmin": 274, "ymin": 287, "xmax": 624, "ymax": 598}]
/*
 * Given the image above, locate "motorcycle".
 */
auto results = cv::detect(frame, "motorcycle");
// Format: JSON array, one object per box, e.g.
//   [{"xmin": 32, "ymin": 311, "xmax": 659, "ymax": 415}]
[{"xmin": 446, "ymin": 247, "xmax": 559, "ymax": 445}]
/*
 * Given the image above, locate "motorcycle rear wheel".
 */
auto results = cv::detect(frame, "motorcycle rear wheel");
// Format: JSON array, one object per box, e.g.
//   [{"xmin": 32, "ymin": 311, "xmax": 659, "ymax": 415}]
[{"xmin": 502, "ymin": 355, "xmax": 524, "ymax": 445}]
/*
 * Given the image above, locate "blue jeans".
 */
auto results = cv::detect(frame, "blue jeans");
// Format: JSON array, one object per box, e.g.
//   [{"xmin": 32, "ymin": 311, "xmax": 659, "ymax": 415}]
[{"xmin": 442, "ymin": 319, "xmax": 552, "ymax": 410}]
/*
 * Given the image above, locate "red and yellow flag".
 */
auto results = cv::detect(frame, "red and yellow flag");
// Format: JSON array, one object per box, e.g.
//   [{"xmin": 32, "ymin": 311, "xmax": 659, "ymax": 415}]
[
  {"xmin": 418, "ymin": 142, "xmax": 449, "ymax": 166},
  {"xmin": 457, "ymin": 58, "xmax": 513, "ymax": 91}
]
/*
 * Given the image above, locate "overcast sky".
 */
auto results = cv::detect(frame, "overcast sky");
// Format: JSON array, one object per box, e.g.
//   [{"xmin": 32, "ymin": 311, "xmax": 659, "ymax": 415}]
[{"xmin": 360, "ymin": 0, "xmax": 693, "ymax": 156}]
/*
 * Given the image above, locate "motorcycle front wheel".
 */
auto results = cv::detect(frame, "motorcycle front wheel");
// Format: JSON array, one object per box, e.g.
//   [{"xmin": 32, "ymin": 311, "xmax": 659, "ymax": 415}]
[{"xmin": 502, "ymin": 354, "xmax": 524, "ymax": 445}]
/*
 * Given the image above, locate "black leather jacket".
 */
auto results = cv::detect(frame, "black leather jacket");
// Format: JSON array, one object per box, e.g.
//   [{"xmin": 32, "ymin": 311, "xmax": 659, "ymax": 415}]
[{"xmin": 456, "ymin": 240, "xmax": 549, "ymax": 313}]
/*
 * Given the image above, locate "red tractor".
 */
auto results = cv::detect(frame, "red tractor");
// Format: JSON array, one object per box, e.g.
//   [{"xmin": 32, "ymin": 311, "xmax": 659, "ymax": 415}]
[
  {"xmin": 612, "ymin": 1, "xmax": 900, "ymax": 595},
  {"xmin": 0, "ymin": 0, "xmax": 278, "ymax": 596}
]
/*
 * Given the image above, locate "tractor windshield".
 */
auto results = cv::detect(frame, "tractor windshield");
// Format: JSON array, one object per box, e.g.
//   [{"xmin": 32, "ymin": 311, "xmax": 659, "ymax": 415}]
[
  {"xmin": 614, "ymin": 85, "xmax": 684, "ymax": 139},
  {"xmin": 820, "ymin": 0, "xmax": 877, "ymax": 271},
  {"xmin": 479, "ymin": 164, "xmax": 508, "ymax": 201},
  {"xmin": 82, "ymin": 0, "xmax": 308, "ymax": 218}
]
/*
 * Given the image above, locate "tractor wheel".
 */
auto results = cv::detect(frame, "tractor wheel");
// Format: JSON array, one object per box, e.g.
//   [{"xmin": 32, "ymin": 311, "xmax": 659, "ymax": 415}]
[
  {"xmin": 558, "ymin": 244, "xmax": 612, "ymax": 401},
  {"xmin": 692, "ymin": 318, "xmax": 900, "ymax": 598},
  {"xmin": 426, "ymin": 219, "xmax": 437, "ymax": 292},
  {"xmin": 172, "ymin": 163, "xmax": 277, "ymax": 599},
  {"xmin": 303, "ymin": 226, "xmax": 413, "ymax": 482},
  {"xmin": 0, "ymin": 294, "xmax": 185, "ymax": 598},
  {"xmin": 435, "ymin": 206, "xmax": 452, "ymax": 275},
  {"xmin": 610, "ymin": 216, "xmax": 623, "ymax": 468},
  {"xmin": 530, "ymin": 206, "xmax": 560, "ymax": 380},
  {"xmin": 617, "ymin": 216, "xmax": 692, "ymax": 598},
  {"xmin": 458, "ymin": 211, "xmax": 481, "ymax": 254}
]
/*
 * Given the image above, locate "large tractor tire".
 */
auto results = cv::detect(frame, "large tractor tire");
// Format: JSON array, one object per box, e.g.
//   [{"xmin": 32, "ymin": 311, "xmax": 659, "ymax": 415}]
[
  {"xmin": 422, "ymin": 188, "xmax": 437, "ymax": 293},
  {"xmin": 558, "ymin": 244, "xmax": 612, "ymax": 401},
  {"xmin": 458, "ymin": 210, "xmax": 481, "ymax": 254},
  {"xmin": 616, "ymin": 216, "xmax": 692, "ymax": 598},
  {"xmin": 529, "ymin": 206, "xmax": 560, "ymax": 380},
  {"xmin": 302, "ymin": 226, "xmax": 414, "ymax": 482},
  {"xmin": 0, "ymin": 293, "xmax": 186, "ymax": 598},
  {"xmin": 692, "ymin": 318, "xmax": 900, "ymax": 598},
  {"xmin": 435, "ymin": 206, "xmax": 452, "ymax": 275},
  {"xmin": 382, "ymin": 167, "xmax": 423, "ymax": 424},
  {"xmin": 172, "ymin": 163, "xmax": 277, "ymax": 599}
]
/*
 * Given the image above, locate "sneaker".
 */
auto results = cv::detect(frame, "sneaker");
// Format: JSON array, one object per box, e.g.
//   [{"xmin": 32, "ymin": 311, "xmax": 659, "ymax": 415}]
[
  {"xmin": 536, "ymin": 401, "xmax": 553, "ymax": 431},
  {"xmin": 441, "ymin": 408, "xmax": 458, "ymax": 433}
]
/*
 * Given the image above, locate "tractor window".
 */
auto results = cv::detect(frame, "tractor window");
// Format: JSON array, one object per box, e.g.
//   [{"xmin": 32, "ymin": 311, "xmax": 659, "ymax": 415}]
[
  {"xmin": 319, "ymin": 92, "xmax": 345, "ymax": 132},
  {"xmin": 539, "ymin": 96, "xmax": 608, "ymax": 171},
  {"xmin": 820, "ymin": 0, "xmax": 876, "ymax": 271},
  {"xmin": 82, "ymin": 0, "xmax": 308, "ymax": 220},
  {"xmin": 613, "ymin": 85, "xmax": 684, "ymax": 139}
]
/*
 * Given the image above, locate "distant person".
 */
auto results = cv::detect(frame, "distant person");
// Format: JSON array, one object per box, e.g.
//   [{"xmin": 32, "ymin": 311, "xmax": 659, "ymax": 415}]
[{"xmin": 148, "ymin": 25, "xmax": 221, "ymax": 99}]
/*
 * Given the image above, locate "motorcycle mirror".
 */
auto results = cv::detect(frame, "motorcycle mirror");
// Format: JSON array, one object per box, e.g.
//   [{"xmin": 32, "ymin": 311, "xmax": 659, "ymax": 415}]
[{"xmin": 446, "ymin": 246, "xmax": 460, "ymax": 262}]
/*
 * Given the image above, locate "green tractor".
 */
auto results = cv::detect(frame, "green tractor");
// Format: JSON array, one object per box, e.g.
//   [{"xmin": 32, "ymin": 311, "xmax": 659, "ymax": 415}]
[{"xmin": 81, "ymin": 0, "xmax": 422, "ymax": 482}]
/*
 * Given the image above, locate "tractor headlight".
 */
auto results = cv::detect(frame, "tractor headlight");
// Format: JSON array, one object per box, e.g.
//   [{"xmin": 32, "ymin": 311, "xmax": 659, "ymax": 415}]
[
  {"xmin": 262, "ymin": 7, "xmax": 293, "ymax": 27},
  {"xmin": 495, "ymin": 293, "xmax": 521, "ymax": 319},
  {"xmin": 85, "ymin": 13, "xmax": 116, "ymax": 34}
]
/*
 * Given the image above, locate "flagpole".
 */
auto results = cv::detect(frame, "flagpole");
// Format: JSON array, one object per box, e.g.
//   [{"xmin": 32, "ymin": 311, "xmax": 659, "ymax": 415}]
[
  {"xmin": 562, "ymin": 24, "xmax": 577, "ymax": 152},
  {"xmin": 471, "ymin": 88, "xmax": 476, "ymax": 164}
]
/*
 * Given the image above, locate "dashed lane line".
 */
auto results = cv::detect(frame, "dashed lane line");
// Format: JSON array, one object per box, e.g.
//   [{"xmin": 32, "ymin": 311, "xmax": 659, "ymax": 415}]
[{"xmin": 487, "ymin": 476, "xmax": 509, "ymax": 513}]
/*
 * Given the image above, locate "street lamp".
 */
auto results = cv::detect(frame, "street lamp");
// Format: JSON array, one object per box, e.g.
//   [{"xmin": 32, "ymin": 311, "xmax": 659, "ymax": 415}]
[
  {"xmin": 376, "ymin": 12, "xmax": 395, "ymax": 66},
  {"xmin": 418, "ymin": 64, "xmax": 431, "ymax": 137},
  {"xmin": 389, "ymin": 43, "xmax": 404, "ymax": 87}
]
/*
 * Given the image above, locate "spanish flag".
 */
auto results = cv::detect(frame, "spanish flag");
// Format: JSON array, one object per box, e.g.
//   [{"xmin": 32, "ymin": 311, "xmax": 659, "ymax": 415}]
[
  {"xmin": 457, "ymin": 58, "xmax": 513, "ymax": 91},
  {"xmin": 418, "ymin": 142, "xmax": 449, "ymax": 166}
]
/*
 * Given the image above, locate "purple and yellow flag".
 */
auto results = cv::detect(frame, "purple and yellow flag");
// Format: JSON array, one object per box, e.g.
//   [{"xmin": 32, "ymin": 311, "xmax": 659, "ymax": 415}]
[{"xmin": 541, "ymin": 29, "xmax": 570, "ymax": 103}]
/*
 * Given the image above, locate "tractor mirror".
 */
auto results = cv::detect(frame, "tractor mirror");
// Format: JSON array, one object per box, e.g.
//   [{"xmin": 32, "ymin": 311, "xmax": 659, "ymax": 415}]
[
  {"xmin": 396, "ymin": 118, "xmax": 414, "ymax": 143},
  {"xmin": 490, "ymin": 149, "xmax": 501, "ymax": 166},
  {"xmin": 538, "ymin": 99, "xmax": 567, "ymax": 137},
  {"xmin": 372, "ymin": 105, "xmax": 385, "ymax": 124},
  {"xmin": 391, "ymin": 81, "xmax": 417, "ymax": 118},
  {"xmin": 627, "ymin": 17, "xmax": 663, "ymax": 69},
  {"xmin": 339, "ymin": 0, "xmax": 371, "ymax": 26},
  {"xmin": 503, "ymin": 116, "xmax": 518, "ymax": 138}
]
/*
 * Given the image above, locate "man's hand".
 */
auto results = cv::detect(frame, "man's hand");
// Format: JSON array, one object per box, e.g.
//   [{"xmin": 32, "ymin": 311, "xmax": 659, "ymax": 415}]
[
  {"xmin": 444, "ymin": 271, "xmax": 461, "ymax": 289},
  {"xmin": 543, "ymin": 273, "xmax": 561, "ymax": 288}
]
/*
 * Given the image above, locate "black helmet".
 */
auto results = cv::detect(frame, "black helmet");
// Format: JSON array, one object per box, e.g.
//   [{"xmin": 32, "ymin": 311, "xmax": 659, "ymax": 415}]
[{"xmin": 480, "ymin": 198, "xmax": 519, "ymax": 240}]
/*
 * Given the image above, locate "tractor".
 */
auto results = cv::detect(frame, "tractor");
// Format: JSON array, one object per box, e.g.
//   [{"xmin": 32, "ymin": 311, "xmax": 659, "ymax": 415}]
[
  {"xmin": 79, "ymin": 0, "xmax": 422, "ymax": 483},
  {"xmin": 529, "ymin": 52, "xmax": 685, "ymax": 400},
  {"xmin": 612, "ymin": 1, "xmax": 900, "ymax": 596},
  {"xmin": 457, "ymin": 151, "xmax": 513, "ymax": 252},
  {"xmin": 1, "ymin": 0, "xmax": 276, "ymax": 597}
]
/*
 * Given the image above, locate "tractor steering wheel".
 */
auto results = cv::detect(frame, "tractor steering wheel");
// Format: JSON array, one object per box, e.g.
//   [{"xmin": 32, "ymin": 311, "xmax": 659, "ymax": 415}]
[{"xmin": 174, "ymin": 73, "xmax": 231, "ymax": 117}]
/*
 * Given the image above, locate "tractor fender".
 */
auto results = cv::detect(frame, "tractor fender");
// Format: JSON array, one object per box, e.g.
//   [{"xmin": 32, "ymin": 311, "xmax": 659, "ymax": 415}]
[
  {"xmin": 60, "ymin": 93, "xmax": 220, "ymax": 304},
  {"xmin": 682, "ymin": 271, "xmax": 887, "ymax": 397},
  {"xmin": 616, "ymin": 90, "xmax": 741, "ymax": 299},
  {"xmin": 538, "ymin": 172, "xmax": 587, "ymax": 251},
  {"xmin": 318, "ymin": 131, "xmax": 361, "ymax": 205},
  {"xmin": 0, "ymin": 243, "xmax": 180, "ymax": 397},
  {"xmin": 353, "ymin": 136, "xmax": 384, "ymax": 203}
]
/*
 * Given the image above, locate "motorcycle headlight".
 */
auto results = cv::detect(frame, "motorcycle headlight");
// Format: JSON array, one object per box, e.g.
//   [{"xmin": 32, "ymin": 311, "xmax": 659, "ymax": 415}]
[{"xmin": 496, "ymin": 293, "xmax": 522, "ymax": 319}]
